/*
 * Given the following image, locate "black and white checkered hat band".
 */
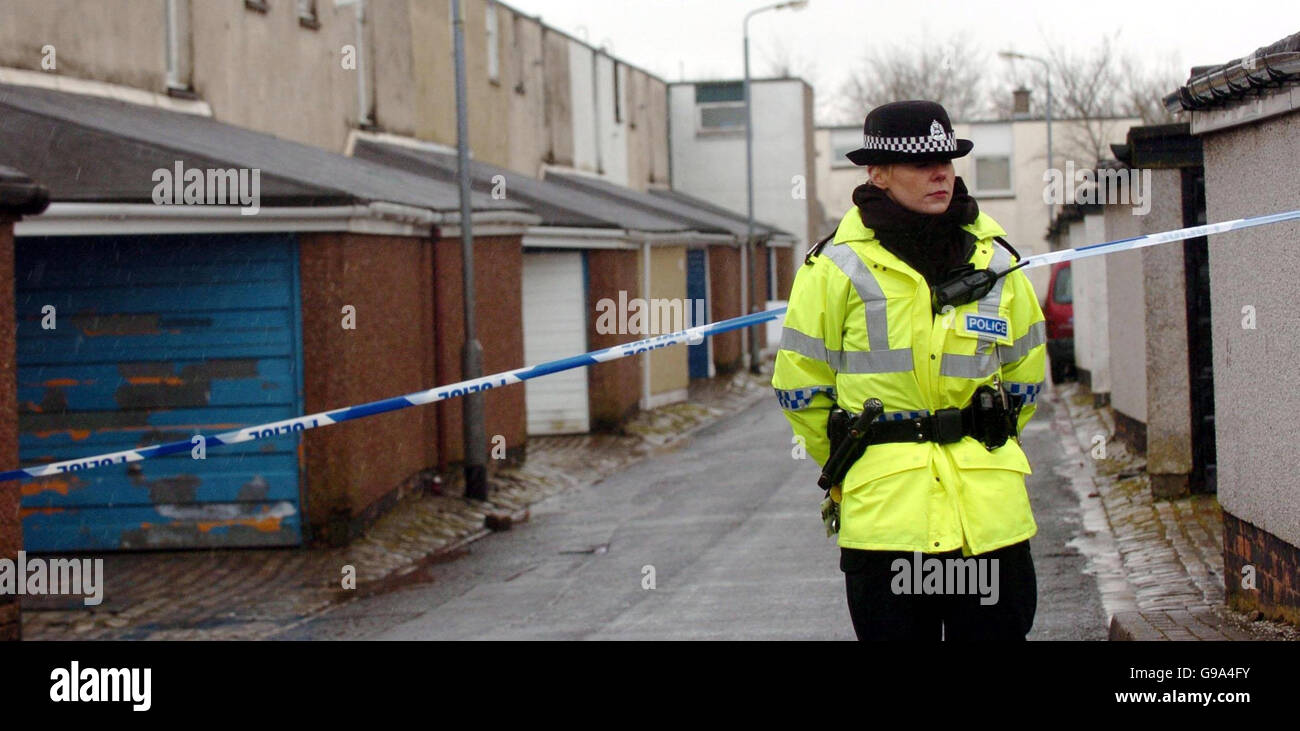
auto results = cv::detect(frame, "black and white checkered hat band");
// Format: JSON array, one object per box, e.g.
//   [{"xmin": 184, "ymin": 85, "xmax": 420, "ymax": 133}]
[{"xmin": 860, "ymin": 132, "xmax": 958, "ymax": 154}]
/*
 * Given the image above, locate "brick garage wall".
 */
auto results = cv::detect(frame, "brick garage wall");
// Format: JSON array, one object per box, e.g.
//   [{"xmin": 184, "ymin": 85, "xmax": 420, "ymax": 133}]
[
  {"xmin": 585, "ymin": 248, "xmax": 640, "ymax": 431},
  {"xmin": 433, "ymin": 235, "xmax": 526, "ymax": 467},
  {"xmin": 1224, "ymin": 511, "xmax": 1300, "ymax": 625},
  {"xmin": 775, "ymin": 244, "xmax": 794, "ymax": 301},
  {"xmin": 299, "ymin": 232, "xmax": 438, "ymax": 546},
  {"xmin": 0, "ymin": 219, "xmax": 18, "ymax": 640},
  {"xmin": 708, "ymin": 244, "xmax": 742, "ymax": 373}
]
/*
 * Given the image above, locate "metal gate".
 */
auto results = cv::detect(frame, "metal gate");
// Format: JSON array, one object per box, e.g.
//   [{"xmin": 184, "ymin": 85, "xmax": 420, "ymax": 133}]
[{"xmin": 16, "ymin": 233, "xmax": 305, "ymax": 551}]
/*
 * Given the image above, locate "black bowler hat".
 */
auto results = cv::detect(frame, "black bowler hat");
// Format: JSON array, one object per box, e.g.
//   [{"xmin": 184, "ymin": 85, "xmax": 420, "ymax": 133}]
[{"xmin": 844, "ymin": 100, "xmax": 974, "ymax": 166}]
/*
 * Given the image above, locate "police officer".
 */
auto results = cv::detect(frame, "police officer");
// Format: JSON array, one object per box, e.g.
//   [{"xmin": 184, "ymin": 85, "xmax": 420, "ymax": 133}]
[{"xmin": 772, "ymin": 100, "xmax": 1047, "ymax": 640}]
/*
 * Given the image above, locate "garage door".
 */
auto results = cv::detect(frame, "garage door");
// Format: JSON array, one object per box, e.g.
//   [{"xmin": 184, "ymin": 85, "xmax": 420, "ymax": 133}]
[
  {"xmin": 16, "ymin": 233, "xmax": 304, "ymax": 551},
  {"xmin": 686, "ymin": 248, "xmax": 711, "ymax": 379},
  {"xmin": 522, "ymin": 251, "xmax": 590, "ymax": 435}
]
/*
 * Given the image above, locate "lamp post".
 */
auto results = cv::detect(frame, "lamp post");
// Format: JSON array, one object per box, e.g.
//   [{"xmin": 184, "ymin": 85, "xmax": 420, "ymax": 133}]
[
  {"xmin": 999, "ymin": 50, "xmax": 1053, "ymax": 224},
  {"xmin": 743, "ymin": 0, "xmax": 807, "ymax": 374},
  {"xmin": 452, "ymin": 0, "xmax": 487, "ymax": 501}
]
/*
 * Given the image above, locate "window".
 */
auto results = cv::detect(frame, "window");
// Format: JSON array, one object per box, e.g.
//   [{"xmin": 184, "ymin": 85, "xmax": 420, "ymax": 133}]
[
  {"xmin": 830, "ymin": 128, "xmax": 861, "ymax": 169},
  {"xmin": 1052, "ymin": 265, "xmax": 1073, "ymax": 304},
  {"xmin": 695, "ymin": 81, "xmax": 744, "ymax": 103},
  {"xmin": 297, "ymin": 0, "xmax": 319, "ymax": 29},
  {"xmin": 486, "ymin": 1, "xmax": 500, "ymax": 83},
  {"xmin": 696, "ymin": 81, "xmax": 746, "ymax": 134},
  {"xmin": 966, "ymin": 123, "xmax": 1014, "ymax": 196},
  {"xmin": 975, "ymin": 157, "xmax": 1012, "ymax": 193}
]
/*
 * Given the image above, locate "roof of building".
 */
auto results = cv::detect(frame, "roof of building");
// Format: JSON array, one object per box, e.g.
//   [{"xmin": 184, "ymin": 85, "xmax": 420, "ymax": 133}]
[
  {"xmin": 646, "ymin": 187, "xmax": 795, "ymax": 242},
  {"xmin": 354, "ymin": 136, "xmax": 793, "ymax": 241},
  {"xmin": 1110, "ymin": 123, "xmax": 1202, "ymax": 169},
  {"xmin": 352, "ymin": 138, "xmax": 697, "ymax": 233},
  {"xmin": 0, "ymin": 83, "xmax": 526, "ymax": 214},
  {"xmin": 543, "ymin": 169, "xmax": 792, "ymax": 241},
  {"xmin": 1164, "ymin": 31, "xmax": 1300, "ymax": 112}
]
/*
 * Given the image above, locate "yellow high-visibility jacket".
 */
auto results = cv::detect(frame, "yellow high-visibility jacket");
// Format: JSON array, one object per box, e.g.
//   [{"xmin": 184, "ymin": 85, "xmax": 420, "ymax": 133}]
[{"xmin": 772, "ymin": 206, "xmax": 1047, "ymax": 556}]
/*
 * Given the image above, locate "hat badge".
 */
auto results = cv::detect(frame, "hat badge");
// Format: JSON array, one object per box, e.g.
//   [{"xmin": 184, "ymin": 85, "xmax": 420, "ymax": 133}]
[{"xmin": 929, "ymin": 120, "xmax": 945, "ymax": 139}]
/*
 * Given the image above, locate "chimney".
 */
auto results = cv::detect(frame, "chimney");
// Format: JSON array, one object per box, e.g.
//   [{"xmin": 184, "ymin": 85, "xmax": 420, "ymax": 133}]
[{"xmin": 1012, "ymin": 87, "xmax": 1032, "ymax": 119}]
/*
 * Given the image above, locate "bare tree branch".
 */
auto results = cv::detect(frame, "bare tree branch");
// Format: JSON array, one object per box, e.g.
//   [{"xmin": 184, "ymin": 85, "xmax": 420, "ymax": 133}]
[
  {"xmin": 1119, "ymin": 50, "xmax": 1185, "ymax": 125},
  {"xmin": 834, "ymin": 33, "xmax": 987, "ymax": 123}
]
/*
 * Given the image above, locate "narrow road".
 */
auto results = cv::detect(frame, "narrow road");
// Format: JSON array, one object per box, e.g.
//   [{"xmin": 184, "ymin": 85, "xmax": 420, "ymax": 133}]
[{"xmin": 281, "ymin": 386, "xmax": 1106, "ymax": 640}]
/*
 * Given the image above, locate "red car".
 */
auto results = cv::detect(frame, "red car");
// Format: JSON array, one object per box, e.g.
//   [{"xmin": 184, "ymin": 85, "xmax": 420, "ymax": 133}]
[{"xmin": 1042, "ymin": 261, "xmax": 1074, "ymax": 382}]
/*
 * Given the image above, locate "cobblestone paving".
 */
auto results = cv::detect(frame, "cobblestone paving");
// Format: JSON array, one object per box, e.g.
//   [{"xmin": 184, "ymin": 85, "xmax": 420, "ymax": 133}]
[
  {"xmin": 21, "ymin": 370, "xmax": 772, "ymax": 640},
  {"xmin": 1055, "ymin": 382, "xmax": 1297, "ymax": 641}
]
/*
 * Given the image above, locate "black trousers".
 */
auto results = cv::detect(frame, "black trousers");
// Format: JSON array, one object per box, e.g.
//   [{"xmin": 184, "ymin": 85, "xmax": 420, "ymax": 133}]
[{"xmin": 841, "ymin": 540, "xmax": 1037, "ymax": 641}]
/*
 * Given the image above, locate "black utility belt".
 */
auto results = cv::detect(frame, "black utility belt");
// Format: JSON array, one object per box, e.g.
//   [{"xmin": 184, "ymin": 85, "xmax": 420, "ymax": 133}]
[
  {"xmin": 829, "ymin": 386, "xmax": 1021, "ymax": 452},
  {"xmin": 868, "ymin": 406, "xmax": 980, "ymax": 445}
]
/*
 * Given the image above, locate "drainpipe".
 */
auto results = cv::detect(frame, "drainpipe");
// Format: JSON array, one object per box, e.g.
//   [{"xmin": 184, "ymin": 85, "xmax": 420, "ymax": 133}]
[
  {"xmin": 641, "ymin": 239, "xmax": 652, "ymax": 409},
  {"xmin": 336, "ymin": 0, "xmax": 373, "ymax": 127},
  {"xmin": 164, "ymin": 0, "xmax": 181, "ymax": 89}
]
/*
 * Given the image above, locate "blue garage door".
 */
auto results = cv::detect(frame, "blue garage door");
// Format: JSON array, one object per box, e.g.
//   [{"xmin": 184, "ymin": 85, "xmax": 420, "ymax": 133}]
[
  {"xmin": 686, "ymin": 249, "xmax": 710, "ymax": 380},
  {"xmin": 15, "ymin": 233, "xmax": 304, "ymax": 551}
]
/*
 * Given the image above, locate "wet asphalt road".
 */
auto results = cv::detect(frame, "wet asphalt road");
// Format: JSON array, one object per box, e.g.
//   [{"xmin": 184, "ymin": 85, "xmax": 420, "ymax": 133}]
[{"xmin": 280, "ymin": 388, "xmax": 1107, "ymax": 640}]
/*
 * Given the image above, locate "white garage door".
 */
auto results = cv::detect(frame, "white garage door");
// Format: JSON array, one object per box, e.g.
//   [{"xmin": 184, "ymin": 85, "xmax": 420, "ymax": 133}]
[{"xmin": 522, "ymin": 252, "xmax": 591, "ymax": 435}]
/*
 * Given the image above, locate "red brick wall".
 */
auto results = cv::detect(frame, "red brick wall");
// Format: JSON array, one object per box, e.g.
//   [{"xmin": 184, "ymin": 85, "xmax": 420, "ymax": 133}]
[
  {"xmin": 776, "ymin": 246, "xmax": 794, "ymax": 301},
  {"xmin": 299, "ymin": 232, "xmax": 438, "ymax": 545},
  {"xmin": 433, "ymin": 235, "xmax": 526, "ymax": 467},
  {"xmin": 585, "ymin": 249, "xmax": 641, "ymax": 430},
  {"xmin": 0, "ymin": 218, "xmax": 18, "ymax": 640},
  {"xmin": 709, "ymin": 245, "xmax": 743, "ymax": 373},
  {"xmin": 1224, "ymin": 511, "xmax": 1300, "ymax": 625}
]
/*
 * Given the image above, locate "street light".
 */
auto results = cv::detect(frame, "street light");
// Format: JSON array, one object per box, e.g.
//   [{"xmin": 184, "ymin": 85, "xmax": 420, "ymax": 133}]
[
  {"xmin": 743, "ymin": 0, "xmax": 808, "ymax": 374},
  {"xmin": 452, "ymin": 0, "xmax": 487, "ymax": 501},
  {"xmin": 999, "ymin": 50, "xmax": 1053, "ymax": 225}
]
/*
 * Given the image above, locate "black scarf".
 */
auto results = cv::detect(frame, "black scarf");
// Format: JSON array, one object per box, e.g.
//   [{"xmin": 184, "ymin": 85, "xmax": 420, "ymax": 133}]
[{"xmin": 853, "ymin": 177, "xmax": 980, "ymax": 286}]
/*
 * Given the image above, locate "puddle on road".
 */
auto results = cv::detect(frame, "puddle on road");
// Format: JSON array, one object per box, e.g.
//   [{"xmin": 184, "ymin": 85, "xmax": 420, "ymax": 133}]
[{"xmin": 1048, "ymin": 394, "xmax": 1139, "ymax": 619}]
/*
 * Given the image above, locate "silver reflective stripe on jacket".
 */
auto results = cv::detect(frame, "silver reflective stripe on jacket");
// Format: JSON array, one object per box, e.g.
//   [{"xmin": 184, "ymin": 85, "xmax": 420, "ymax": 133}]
[
  {"xmin": 997, "ymin": 320, "xmax": 1046, "ymax": 363},
  {"xmin": 978, "ymin": 243, "xmax": 1013, "ymax": 320},
  {"xmin": 821, "ymin": 243, "xmax": 914, "ymax": 372},
  {"xmin": 779, "ymin": 327, "xmax": 915, "ymax": 375}
]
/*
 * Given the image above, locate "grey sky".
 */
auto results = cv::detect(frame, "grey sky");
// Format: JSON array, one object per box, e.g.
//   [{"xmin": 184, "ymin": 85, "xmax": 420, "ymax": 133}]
[{"xmin": 501, "ymin": 0, "xmax": 1297, "ymax": 123}]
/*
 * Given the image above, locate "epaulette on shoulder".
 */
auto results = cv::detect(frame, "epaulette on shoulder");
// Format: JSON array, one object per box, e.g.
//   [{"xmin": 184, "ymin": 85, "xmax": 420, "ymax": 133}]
[{"xmin": 803, "ymin": 230, "xmax": 837, "ymax": 266}]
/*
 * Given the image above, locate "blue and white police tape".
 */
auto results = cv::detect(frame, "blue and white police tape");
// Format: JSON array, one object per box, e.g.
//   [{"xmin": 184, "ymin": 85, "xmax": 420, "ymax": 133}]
[
  {"xmin": 4, "ymin": 206, "xmax": 1299, "ymax": 484},
  {"xmin": 1015, "ymin": 207, "xmax": 1300, "ymax": 270},
  {"xmin": 0, "ymin": 308, "xmax": 783, "ymax": 484}
]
